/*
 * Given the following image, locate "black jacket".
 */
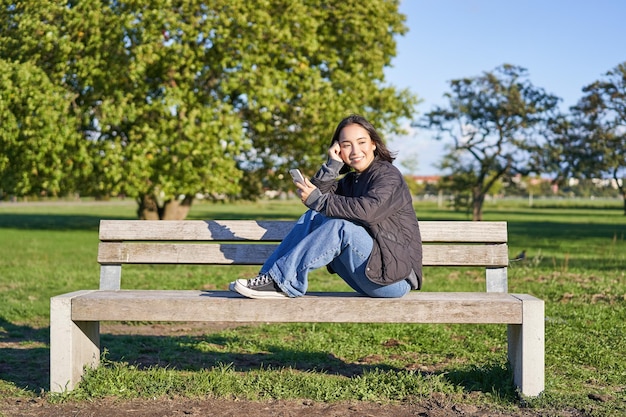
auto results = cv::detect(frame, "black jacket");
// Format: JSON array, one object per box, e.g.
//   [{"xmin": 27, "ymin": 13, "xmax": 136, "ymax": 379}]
[{"xmin": 305, "ymin": 157, "xmax": 422, "ymax": 289}]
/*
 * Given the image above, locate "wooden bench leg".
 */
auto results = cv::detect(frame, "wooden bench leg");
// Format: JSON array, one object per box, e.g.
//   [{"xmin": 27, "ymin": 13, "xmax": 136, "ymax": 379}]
[
  {"xmin": 50, "ymin": 291, "xmax": 100, "ymax": 393},
  {"xmin": 508, "ymin": 294, "xmax": 545, "ymax": 397}
]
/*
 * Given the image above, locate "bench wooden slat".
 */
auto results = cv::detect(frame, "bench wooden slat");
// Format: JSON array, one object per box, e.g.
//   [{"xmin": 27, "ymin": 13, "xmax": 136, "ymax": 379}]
[
  {"xmin": 99, "ymin": 220, "xmax": 296, "ymax": 241},
  {"xmin": 420, "ymin": 221, "xmax": 507, "ymax": 243},
  {"xmin": 71, "ymin": 290, "xmax": 524, "ymax": 324},
  {"xmin": 97, "ymin": 242, "xmax": 509, "ymax": 267},
  {"xmin": 423, "ymin": 243, "xmax": 509, "ymax": 266},
  {"xmin": 99, "ymin": 220, "xmax": 507, "ymax": 243},
  {"xmin": 97, "ymin": 242, "xmax": 278, "ymax": 265}
]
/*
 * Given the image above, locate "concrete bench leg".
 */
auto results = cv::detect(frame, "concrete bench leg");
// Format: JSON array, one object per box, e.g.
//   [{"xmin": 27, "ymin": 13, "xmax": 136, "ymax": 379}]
[
  {"xmin": 50, "ymin": 291, "xmax": 100, "ymax": 393},
  {"xmin": 508, "ymin": 294, "xmax": 545, "ymax": 397}
]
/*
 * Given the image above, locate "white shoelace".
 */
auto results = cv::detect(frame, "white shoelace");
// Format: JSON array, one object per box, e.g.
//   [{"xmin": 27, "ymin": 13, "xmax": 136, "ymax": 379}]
[{"xmin": 249, "ymin": 274, "xmax": 272, "ymax": 287}]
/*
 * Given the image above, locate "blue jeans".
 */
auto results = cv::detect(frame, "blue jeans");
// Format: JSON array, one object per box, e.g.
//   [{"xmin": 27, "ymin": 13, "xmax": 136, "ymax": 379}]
[{"xmin": 261, "ymin": 210, "xmax": 410, "ymax": 298}]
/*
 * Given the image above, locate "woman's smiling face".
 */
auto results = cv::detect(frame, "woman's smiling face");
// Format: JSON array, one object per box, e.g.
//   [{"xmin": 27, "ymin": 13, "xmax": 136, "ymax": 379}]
[{"xmin": 338, "ymin": 123, "xmax": 377, "ymax": 172}]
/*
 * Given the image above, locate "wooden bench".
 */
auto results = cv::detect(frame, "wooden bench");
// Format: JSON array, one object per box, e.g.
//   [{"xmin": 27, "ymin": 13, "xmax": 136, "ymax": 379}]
[{"xmin": 50, "ymin": 220, "xmax": 544, "ymax": 396}]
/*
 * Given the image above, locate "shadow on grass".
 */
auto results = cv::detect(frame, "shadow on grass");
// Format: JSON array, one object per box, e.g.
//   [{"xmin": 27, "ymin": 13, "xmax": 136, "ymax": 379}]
[
  {"xmin": 102, "ymin": 332, "xmax": 399, "ymax": 377},
  {"xmin": 0, "ymin": 318, "xmax": 49, "ymax": 392},
  {"xmin": 507, "ymin": 221, "xmax": 625, "ymax": 241},
  {"xmin": 0, "ymin": 214, "xmax": 134, "ymax": 231},
  {"xmin": 0, "ymin": 319, "xmax": 517, "ymax": 400},
  {"xmin": 99, "ymin": 331, "xmax": 518, "ymax": 400},
  {"xmin": 0, "ymin": 212, "xmax": 299, "ymax": 231},
  {"xmin": 507, "ymin": 221, "xmax": 626, "ymax": 271}
]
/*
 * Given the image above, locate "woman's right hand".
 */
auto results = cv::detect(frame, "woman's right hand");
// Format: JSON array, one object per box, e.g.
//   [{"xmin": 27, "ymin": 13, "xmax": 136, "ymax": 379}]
[
  {"xmin": 328, "ymin": 141, "xmax": 342, "ymax": 162},
  {"xmin": 295, "ymin": 178, "xmax": 317, "ymax": 204}
]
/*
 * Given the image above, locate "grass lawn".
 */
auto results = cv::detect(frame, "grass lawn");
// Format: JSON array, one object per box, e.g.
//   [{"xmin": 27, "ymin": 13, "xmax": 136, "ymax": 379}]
[{"xmin": 0, "ymin": 198, "xmax": 624, "ymax": 416}]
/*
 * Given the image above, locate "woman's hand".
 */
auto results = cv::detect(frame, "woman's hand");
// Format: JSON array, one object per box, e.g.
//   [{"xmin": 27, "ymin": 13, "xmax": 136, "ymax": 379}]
[
  {"xmin": 328, "ymin": 141, "xmax": 342, "ymax": 162},
  {"xmin": 294, "ymin": 177, "xmax": 316, "ymax": 204}
]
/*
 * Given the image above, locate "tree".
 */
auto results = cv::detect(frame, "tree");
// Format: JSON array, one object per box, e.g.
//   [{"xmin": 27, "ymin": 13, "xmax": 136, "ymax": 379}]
[
  {"xmin": 417, "ymin": 64, "xmax": 560, "ymax": 220},
  {"xmin": 0, "ymin": 60, "xmax": 89, "ymax": 199},
  {"xmin": 573, "ymin": 62, "xmax": 626, "ymax": 214},
  {"xmin": 399, "ymin": 152, "xmax": 420, "ymax": 175},
  {"xmin": 0, "ymin": 0, "xmax": 417, "ymax": 218}
]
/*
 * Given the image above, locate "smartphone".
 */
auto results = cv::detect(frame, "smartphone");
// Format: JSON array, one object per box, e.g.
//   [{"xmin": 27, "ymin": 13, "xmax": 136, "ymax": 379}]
[{"xmin": 289, "ymin": 169, "xmax": 305, "ymax": 184}]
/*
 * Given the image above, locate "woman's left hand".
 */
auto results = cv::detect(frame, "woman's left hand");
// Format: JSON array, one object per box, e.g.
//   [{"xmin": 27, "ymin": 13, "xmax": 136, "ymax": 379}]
[{"xmin": 294, "ymin": 178, "xmax": 316, "ymax": 204}]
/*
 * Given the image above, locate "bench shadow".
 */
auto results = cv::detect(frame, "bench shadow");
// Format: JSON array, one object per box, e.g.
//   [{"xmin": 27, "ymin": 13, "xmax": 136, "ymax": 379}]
[
  {"xmin": 0, "ymin": 317, "xmax": 517, "ymax": 400},
  {"xmin": 0, "ymin": 318, "xmax": 50, "ymax": 392},
  {"xmin": 102, "ymin": 332, "xmax": 387, "ymax": 377},
  {"xmin": 99, "ymin": 330, "xmax": 517, "ymax": 400},
  {"xmin": 204, "ymin": 219, "xmax": 295, "ymax": 241}
]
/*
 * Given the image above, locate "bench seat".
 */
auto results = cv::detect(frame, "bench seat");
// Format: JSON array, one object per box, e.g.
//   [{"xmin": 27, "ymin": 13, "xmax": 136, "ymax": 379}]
[{"xmin": 65, "ymin": 290, "xmax": 527, "ymax": 324}]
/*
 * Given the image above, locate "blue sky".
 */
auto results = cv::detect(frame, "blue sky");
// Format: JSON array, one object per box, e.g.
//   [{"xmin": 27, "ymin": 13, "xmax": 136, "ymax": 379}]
[{"xmin": 385, "ymin": 0, "xmax": 626, "ymax": 175}]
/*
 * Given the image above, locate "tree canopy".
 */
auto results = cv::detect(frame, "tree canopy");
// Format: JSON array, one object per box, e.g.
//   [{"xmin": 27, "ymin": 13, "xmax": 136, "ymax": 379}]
[
  {"xmin": 0, "ymin": 60, "xmax": 89, "ymax": 197},
  {"xmin": 0, "ymin": 0, "xmax": 417, "ymax": 218},
  {"xmin": 418, "ymin": 64, "xmax": 560, "ymax": 220},
  {"xmin": 546, "ymin": 62, "xmax": 626, "ymax": 214}
]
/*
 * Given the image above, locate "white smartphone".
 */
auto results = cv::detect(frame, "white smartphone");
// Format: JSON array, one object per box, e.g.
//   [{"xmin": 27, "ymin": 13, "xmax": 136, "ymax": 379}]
[{"xmin": 289, "ymin": 169, "xmax": 305, "ymax": 184}]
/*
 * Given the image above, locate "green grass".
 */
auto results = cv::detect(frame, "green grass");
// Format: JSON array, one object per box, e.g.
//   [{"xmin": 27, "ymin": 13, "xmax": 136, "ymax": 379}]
[{"xmin": 0, "ymin": 198, "xmax": 625, "ymax": 416}]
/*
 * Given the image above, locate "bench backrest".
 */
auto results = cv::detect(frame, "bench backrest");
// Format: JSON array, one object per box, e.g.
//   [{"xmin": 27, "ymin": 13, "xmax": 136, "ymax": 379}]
[{"xmin": 98, "ymin": 220, "xmax": 509, "ymax": 292}]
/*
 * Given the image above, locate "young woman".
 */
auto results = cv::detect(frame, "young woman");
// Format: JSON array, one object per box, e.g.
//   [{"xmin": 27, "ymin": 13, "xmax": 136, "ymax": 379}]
[{"xmin": 232, "ymin": 114, "xmax": 422, "ymax": 299}]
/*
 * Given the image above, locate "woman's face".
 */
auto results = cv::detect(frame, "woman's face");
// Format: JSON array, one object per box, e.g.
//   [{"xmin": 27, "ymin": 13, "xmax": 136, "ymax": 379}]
[{"xmin": 338, "ymin": 123, "xmax": 376, "ymax": 173}]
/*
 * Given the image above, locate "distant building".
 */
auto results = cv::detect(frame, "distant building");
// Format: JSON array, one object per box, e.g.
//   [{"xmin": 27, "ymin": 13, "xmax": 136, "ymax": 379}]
[{"xmin": 409, "ymin": 175, "xmax": 441, "ymax": 185}]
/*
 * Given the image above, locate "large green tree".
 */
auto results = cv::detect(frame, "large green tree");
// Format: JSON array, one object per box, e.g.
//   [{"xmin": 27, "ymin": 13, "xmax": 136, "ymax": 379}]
[
  {"xmin": 0, "ymin": 0, "xmax": 417, "ymax": 218},
  {"xmin": 0, "ymin": 60, "xmax": 89, "ymax": 199},
  {"xmin": 417, "ymin": 64, "xmax": 560, "ymax": 220}
]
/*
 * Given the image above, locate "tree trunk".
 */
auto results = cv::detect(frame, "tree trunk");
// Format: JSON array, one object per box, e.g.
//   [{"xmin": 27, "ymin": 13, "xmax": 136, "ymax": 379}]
[
  {"xmin": 472, "ymin": 189, "xmax": 484, "ymax": 221},
  {"xmin": 611, "ymin": 172, "xmax": 625, "ymax": 216},
  {"xmin": 137, "ymin": 194, "xmax": 194, "ymax": 220},
  {"xmin": 161, "ymin": 195, "xmax": 193, "ymax": 220},
  {"xmin": 137, "ymin": 194, "xmax": 162, "ymax": 220}
]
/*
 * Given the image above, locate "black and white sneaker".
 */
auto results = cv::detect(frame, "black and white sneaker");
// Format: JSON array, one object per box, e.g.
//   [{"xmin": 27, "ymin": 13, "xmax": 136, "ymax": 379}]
[{"xmin": 233, "ymin": 274, "xmax": 288, "ymax": 299}]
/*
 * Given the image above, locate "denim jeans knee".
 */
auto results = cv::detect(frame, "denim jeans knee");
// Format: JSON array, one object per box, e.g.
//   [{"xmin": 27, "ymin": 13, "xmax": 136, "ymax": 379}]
[
  {"xmin": 262, "ymin": 211, "xmax": 369, "ymax": 297},
  {"xmin": 261, "ymin": 210, "xmax": 409, "ymax": 298}
]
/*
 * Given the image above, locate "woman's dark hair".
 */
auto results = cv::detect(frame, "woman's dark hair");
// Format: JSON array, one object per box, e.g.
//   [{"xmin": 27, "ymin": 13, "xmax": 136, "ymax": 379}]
[{"xmin": 330, "ymin": 115, "xmax": 397, "ymax": 167}]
